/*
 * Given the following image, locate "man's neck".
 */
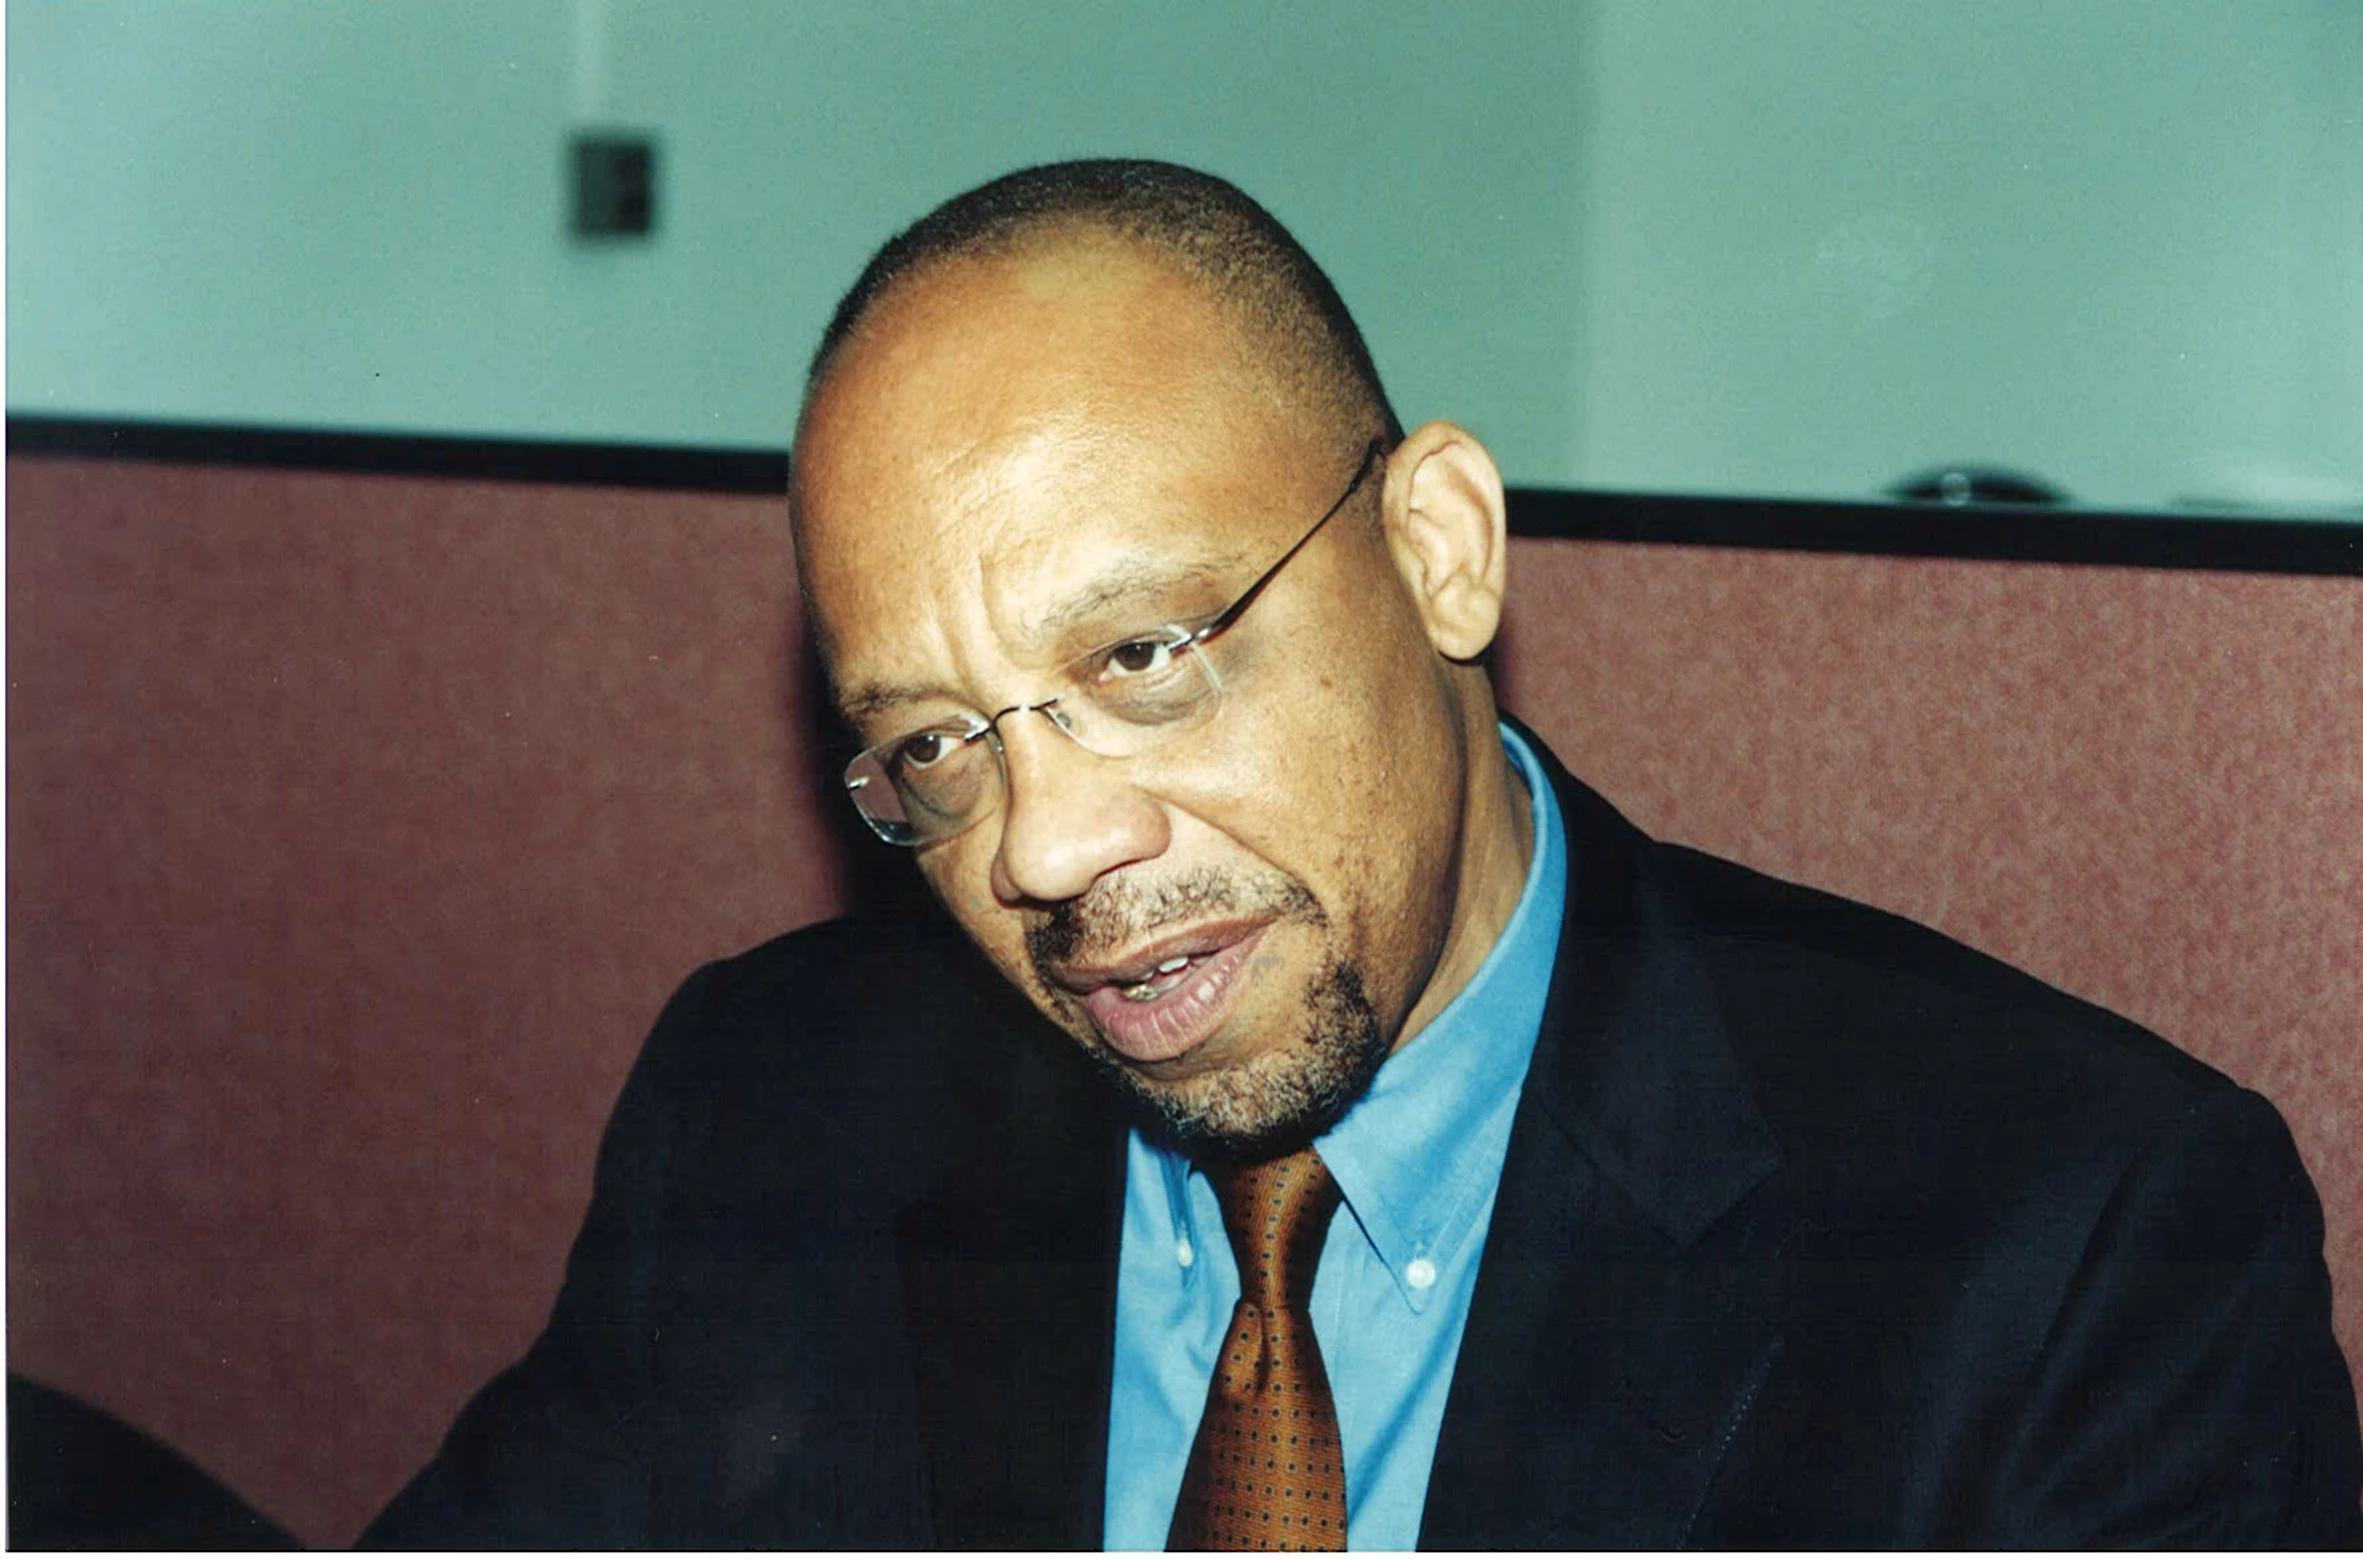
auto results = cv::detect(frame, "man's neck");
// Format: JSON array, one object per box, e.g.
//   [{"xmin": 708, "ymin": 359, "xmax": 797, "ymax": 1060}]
[{"xmin": 1389, "ymin": 717, "xmax": 1538, "ymax": 1054}]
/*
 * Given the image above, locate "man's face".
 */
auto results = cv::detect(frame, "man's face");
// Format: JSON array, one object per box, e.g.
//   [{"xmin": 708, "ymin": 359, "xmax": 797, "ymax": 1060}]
[{"xmin": 793, "ymin": 239, "xmax": 1476, "ymax": 1157}]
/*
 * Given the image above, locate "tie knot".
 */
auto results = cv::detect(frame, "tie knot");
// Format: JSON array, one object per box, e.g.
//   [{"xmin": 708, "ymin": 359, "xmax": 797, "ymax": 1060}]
[{"xmin": 1207, "ymin": 1147, "xmax": 1342, "ymax": 1311}]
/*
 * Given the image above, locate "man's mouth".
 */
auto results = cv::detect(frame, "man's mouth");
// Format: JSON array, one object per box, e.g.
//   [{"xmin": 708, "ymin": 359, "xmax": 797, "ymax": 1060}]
[{"xmin": 1059, "ymin": 924, "xmax": 1270, "ymax": 1066}]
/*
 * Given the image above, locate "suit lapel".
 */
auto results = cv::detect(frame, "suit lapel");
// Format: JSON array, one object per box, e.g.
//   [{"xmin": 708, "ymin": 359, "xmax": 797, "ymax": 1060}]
[
  {"xmin": 1422, "ymin": 754, "xmax": 1787, "ymax": 1548},
  {"xmin": 895, "ymin": 1014, "xmax": 1129, "ymax": 1549}
]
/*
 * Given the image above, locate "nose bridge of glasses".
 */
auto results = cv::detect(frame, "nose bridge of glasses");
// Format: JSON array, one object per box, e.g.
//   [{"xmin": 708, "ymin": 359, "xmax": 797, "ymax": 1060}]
[{"xmin": 978, "ymin": 696, "xmax": 1077, "ymax": 748}]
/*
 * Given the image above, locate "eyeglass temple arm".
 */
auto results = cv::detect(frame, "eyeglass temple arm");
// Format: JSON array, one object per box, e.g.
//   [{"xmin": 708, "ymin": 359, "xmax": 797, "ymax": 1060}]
[{"xmin": 1189, "ymin": 438, "xmax": 1386, "ymax": 648}]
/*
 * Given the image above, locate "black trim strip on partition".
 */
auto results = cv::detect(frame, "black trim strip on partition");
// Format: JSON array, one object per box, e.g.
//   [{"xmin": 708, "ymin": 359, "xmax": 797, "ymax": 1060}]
[
  {"xmin": 11, "ymin": 415, "xmax": 2359, "ymax": 576},
  {"xmin": 8, "ymin": 415, "xmax": 790, "ymax": 494},
  {"xmin": 1510, "ymin": 488, "xmax": 2362, "ymax": 576}
]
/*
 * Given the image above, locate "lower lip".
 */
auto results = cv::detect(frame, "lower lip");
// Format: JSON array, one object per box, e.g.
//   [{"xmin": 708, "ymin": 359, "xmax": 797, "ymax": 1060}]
[{"xmin": 1079, "ymin": 927, "xmax": 1267, "ymax": 1065}]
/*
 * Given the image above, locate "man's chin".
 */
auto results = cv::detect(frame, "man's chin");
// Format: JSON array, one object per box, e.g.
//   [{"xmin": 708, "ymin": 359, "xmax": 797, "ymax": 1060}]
[{"xmin": 1080, "ymin": 957, "xmax": 1388, "ymax": 1166}]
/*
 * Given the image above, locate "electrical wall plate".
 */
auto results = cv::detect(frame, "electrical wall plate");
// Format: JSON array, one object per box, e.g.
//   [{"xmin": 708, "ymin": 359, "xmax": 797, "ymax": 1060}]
[{"xmin": 570, "ymin": 132, "xmax": 657, "ymax": 239}]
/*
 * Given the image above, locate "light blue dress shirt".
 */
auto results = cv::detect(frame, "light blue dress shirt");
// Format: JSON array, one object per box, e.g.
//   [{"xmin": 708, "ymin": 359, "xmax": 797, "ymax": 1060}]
[{"xmin": 1103, "ymin": 725, "xmax": 1568, "ymax": 1550}]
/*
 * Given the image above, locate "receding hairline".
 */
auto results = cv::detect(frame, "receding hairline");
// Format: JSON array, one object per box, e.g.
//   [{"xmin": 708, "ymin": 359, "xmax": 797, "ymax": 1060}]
[{"xmin": 794, "ymin": 159, "xmax": 1401, "ymax": 456}]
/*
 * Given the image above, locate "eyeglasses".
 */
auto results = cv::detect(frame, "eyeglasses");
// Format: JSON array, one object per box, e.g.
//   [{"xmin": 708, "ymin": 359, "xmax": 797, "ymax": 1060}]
[{"xmin": 842, "ymin": 437, "xmax": 1388, "ymax": 846}]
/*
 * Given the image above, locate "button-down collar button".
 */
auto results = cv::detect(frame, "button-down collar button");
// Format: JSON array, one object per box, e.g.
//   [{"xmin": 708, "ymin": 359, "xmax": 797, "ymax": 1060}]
[{"xmin": 1406, "ymin": 1257, "xmax": 1437, "ymax": 1290}]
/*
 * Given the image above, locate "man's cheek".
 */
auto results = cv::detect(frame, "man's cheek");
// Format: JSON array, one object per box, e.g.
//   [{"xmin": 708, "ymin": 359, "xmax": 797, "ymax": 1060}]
[{"xmin": 1243, "ymin": 940, "xmax": 1298, "ymax": 996}]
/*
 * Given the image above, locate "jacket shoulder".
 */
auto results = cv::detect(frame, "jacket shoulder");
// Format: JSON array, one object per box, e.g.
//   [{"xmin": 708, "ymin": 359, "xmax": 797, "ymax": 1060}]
[
  {"xmin": 1644, "ymin": 833, "xmax": 2241, "ymax": 1132},
  {"xmin": 1613, "ymin": 824, "xmax": 2357, "ymax": 1543},
  {"xmin": 633, "ymin": 912, "xmax": 1035, "ymax": 1107}
]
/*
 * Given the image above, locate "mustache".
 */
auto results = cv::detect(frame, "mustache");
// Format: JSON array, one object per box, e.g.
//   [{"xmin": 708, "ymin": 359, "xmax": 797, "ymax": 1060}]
[{"xmin": 1026, "ymin": 867, "xmax": 1321, "ymax": 974}]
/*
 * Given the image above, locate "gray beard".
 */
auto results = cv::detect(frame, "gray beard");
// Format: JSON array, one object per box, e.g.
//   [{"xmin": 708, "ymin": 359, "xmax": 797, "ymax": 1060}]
[
  {"xmin": 1105, "ymin": 953, "xmax": 1387, "ymax": 1164},
  {"xmin": 1027, "ymin": 868, "xmax": 1391, "ymax": 1164}
]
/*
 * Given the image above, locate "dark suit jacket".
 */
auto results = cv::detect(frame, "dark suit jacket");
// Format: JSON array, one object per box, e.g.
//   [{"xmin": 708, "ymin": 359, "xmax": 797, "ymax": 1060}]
[{"xmin": 367, "ymin": 739, "xmax": 2361, "ymax": 1547}]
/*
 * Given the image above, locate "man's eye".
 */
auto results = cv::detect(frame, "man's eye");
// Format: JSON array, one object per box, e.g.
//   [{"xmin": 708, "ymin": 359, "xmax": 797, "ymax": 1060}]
[
  {"xmin": 893, "ymin": 731, "xmax": 956, "ymax": 770},
  {"xmin": 1102, "ymin": 638, "xmax": 1179, "ymax": 678}
]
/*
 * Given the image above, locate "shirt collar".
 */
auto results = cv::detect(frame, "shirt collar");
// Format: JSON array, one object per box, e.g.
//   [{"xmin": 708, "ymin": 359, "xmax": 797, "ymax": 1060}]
[{"xmin": 1153, "ymin": 723, "xmax": 1569, "ymax": 1311}]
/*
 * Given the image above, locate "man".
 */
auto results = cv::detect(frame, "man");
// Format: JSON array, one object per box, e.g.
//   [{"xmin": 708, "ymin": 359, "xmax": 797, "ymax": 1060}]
[{"xmin": 367, "ymin": 160, "xmax": 2360, "ymax": 1547}]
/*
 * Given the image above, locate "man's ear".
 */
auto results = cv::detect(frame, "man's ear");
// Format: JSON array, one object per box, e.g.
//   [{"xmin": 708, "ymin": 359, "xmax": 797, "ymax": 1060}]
[{"xmin": 1381, "ymin": 420, "xmax": 1510, "ymax": 662}]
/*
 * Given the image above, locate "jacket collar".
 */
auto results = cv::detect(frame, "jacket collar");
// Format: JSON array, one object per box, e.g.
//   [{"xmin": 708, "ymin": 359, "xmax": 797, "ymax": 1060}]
[
  {"xmin": 1421, "ymin": 726, "xmax": 1785, "ymax": 1547},
  {"xmin": 1517, "ymin": 732, "xmax": 1783, "ymax": 1246}
]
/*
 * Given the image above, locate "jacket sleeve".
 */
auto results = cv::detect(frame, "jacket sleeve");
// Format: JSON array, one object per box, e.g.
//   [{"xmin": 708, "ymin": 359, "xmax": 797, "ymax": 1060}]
[
  {"xmin": 1982, "ymin": 1086, "xmax": 2362, "ymax": 1546},
  {"xmin": 357, "ymin": 963, "xmax": 719, "ymax": 1549}
]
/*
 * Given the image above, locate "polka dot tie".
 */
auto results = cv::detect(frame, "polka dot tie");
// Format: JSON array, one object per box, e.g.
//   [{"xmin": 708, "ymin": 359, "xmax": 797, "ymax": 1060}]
[{"xmin": 1167, "ymin": 1147, "xmax": 1348, "ymax": 1552}]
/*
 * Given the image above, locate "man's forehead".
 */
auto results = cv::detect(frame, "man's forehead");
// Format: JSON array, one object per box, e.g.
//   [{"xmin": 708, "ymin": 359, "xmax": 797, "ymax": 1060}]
[
  {"xmin": 801, "ymin": 409, "xmax": 1238, "ymax": 585},
  {"xmin": 796, "ymin": 232, "xmax": 1297, "ymax": 470},
  {"xmin": 795, "ymin": 283, "xmax": 1288, "ymax": 590},
  {"xmin": 808, "ymin": 449, "xmax": 1257, "ymax": 647},
  {"xmin": 789, "ymin": 232, "xmax": 1334, "ymax": 709},
  {"xmin": 819, "ymin": 238, "xmax": 1218, "ymax": 407}
]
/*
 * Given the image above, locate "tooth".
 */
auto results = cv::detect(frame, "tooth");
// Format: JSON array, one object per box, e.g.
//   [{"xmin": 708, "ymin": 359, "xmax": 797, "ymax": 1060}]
[{"xmin": 1156, "ymin": 955, "xmax": 1189, "ymax": 973}]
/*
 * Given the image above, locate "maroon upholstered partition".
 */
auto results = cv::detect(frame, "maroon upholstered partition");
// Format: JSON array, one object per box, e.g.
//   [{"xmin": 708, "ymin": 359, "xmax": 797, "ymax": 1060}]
[
  {"xmin": 1496, "ymin": 543, "xmax": 2362, "ymax": 1399},
  {"xmin": 7, "ymin": 457, "xmax": 838, "ymax": 1545},
  {"xmin": 9, "ymin": 454, "xmax": 2358, "ymax": 1545}
]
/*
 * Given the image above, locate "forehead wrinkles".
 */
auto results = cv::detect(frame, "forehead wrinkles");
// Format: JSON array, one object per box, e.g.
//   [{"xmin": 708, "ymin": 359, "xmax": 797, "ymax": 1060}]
[
  {"xmin": 812, "ymin": 424, "xmax": 1171, "ymax": 711},
  {"xmin": 967, "ymin": 447, "xmax": 1254, "ymax": 659}
]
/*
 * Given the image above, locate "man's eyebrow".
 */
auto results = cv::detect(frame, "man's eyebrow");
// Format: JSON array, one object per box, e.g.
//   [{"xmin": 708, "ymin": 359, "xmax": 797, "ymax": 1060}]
[
  {"xmin": 1026, "ymin": 551, "xmax": 1239, "ymax": 640},
  {"xmin": 832, "ymin": 551, "xmax": 1244, "ymax": 729},
  {"xmin": 834, "ymin": 679, "xmax": 939, "ymax": 728}
]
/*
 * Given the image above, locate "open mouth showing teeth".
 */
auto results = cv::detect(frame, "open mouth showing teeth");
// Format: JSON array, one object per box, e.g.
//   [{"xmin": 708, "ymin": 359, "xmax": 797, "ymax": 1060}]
[
  {"xmin": 1071, "ymin": 925, "xmax": 1269, "ymax": 1064},
  {"xmin": 1119, "ymin": 954, "xmax": 1202, "ymax": 1002}
]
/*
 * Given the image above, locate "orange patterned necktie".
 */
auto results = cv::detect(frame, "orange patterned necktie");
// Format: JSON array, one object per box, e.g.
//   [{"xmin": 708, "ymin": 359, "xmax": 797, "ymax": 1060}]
[{"xmin": 1167, "ymin": 1147, "xmax": 1349, "ymax": 1552}]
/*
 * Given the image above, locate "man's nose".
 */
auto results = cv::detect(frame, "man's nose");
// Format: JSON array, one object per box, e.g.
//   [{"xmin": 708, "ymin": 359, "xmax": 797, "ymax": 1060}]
[{"xmin": 988, "ymin": 714, "xmax": 1168, "ymax": 905}]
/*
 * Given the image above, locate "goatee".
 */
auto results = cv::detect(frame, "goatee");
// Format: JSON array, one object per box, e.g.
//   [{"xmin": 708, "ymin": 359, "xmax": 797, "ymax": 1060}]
[{"xmin": 1027, "ymin": 868, "xmax": 1390, "ymax": 1162}]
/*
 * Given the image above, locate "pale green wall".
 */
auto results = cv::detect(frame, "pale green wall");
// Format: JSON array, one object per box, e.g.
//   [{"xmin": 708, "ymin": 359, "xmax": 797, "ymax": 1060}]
[
  {"xmin": 4, "ymin": 0, "xmax": 1589, "ymax": 472},
  {"xmin": 10, "ymin": 0, "xmax": 2359, "ymax": 510},
  {"xmin": 1563, "ymin": 0, "xmax": 2363, "ymax": 510}
]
